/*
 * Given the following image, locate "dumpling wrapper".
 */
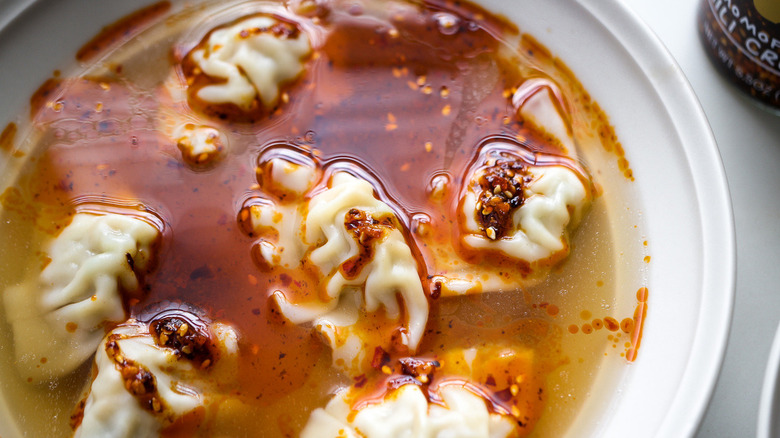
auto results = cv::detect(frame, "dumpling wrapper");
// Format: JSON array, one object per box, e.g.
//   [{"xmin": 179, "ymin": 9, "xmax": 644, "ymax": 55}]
[
  {"xmin": 461, "ymin": 165, "xmax": 589, "ymax": 261},
  {"xmin": 73, "ymin": 319, "xmax": 239, "ymax": 437},
  {"xmin": 512, "ymin": 77, "xmax": 577, "ymax": 158},
  {"xmin": 432, "ymin": 156, "xmax": 590, "ymax": 298},
  {"xmin": 189, "ymin": 15, "xmax": 312, "ymax": 109},
  {"xmin": 3, "ymin": 212, "xmax": 159, "ymax": 382},
  {"xmin": 301, "ymin": 384, "xmax": 518, "ymax": 438},
  {"xmin": 248, "ymin": 157, "xmax": 318, "ymax": 267},
  {"xmin": 172, "ymin": 123, "xmax": 227, "ymax": 167},
  {"xmin": 247, "ymin": 165, "xmax": 428, "ymax": 373}
]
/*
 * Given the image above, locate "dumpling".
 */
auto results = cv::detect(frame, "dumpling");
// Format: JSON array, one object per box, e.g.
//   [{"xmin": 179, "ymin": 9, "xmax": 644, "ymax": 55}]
[
  {"xmin": 302, "ymin": 342, "xmax": 547, "ymax": 437},
  {"xmin": 429, "ymin": 141, "xmax": 591, "ymax": 297},
  {"xmin": 3, "ymin": 212, "xmax": 159, "ymax": 382},
  {"xmin": 511, "ymin": 78, "xmax": 577, "ymax": 157},
  {"xmin": 247, "ymin": 156, "xmax": 318, "ymax": 268},
  {"xmin": 185, "ymin": 14, "xmax": 312, "ymax": 115},
  {"xmin": 301, "ymin": 384, "xmax": 518, "ymax": 438},
  {"xmin": 72, "ymin": 313, "xmax": 239, "ymax": 437},
  {"xmin": 460, "ymin": 153, "xmax": 589, "ymax": 262},
  {"xmin": 300, "ymin": 172, "xmax": 427, "ymax": 341},
  {"xmin": 172, "ymin": 123, "xmax": 227, "ymax": 167},
  {"xmin": 244, "ymin": 161, "xmax": 428, "ymax": 374}
]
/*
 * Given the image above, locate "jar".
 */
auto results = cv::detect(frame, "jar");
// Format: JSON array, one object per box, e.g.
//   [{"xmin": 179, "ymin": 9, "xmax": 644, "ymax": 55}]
[{"xmin": 698, "ymin": 0, "xmax": 780, "ymax": 113}]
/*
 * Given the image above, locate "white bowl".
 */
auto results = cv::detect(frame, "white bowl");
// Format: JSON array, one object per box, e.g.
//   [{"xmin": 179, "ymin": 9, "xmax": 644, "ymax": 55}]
[
  {"xmin": 0, "ymin": 0, "xmax": 735, "ymax": 437},
  {"xmin": 759, "ymin": 321, "xmax": 780, "ymax": 438}
]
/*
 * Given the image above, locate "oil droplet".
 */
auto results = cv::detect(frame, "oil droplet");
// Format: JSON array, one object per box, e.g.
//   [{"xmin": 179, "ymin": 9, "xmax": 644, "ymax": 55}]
[
  {"xmin": 592, "ymin": 319, "xmax": 603, "ymax": 330},
  {"xmin": 627, "ymin": 295, "xmax": 648, "ymax": 362},
  {"xmin": 581, "ymin": 323, "xmax": 593, "ymax": 334},
  {"xmin": 620, "ymin": 318, "xmax": 634, "ymax": 333},
  {"xmin": 596, "ymin": 280, "xmax": 604, "ymax": 287},
  {"xmin": 546, "ymin": 304, "xmax": 559, "ymax": 316},
  {"xmin": 433, "ymin": 12, "xmax": 461, "ymax": 35},
  {"xmin": 604, "ymin": 317, "xmax": 619, "ymax": 332},
  {"xmin": 580, "ymin": 310, "xmax": 592, "ymax": 320},
  {"xmin": 568, "ymin": 324, "xmax": 579, "ymax": 334},
  {"xmin": 65, "ymin": 322, "xmax": 78, "ymax": 333},
  {"xmin": 643, "ymin": 255, "xmax": 651, "ymax": 263},
  {"xmin": 40, "ymin": 357, "xmax": 47, "ymax": 364},
  {"xmin": 0, "ymin": 122, "xmax": 17, "ymax": 152}
]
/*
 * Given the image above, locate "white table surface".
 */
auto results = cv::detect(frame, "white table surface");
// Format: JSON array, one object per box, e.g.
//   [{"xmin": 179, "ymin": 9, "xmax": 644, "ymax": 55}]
[{"xmin": 619, "ymin": 1, "xmax": 780, "ymax": 436}]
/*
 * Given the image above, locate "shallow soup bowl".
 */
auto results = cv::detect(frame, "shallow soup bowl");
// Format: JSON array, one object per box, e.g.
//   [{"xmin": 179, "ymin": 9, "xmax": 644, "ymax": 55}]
[{"xmin": 0, "ymin": 0, "xmax": 734, "ymax": 437}]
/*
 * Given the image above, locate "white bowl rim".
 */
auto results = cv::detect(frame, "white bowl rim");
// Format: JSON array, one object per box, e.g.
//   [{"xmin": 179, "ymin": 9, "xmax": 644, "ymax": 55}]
[{"xmin": 578, "ymin": 0, "xmax": 735, "ymax": 435}]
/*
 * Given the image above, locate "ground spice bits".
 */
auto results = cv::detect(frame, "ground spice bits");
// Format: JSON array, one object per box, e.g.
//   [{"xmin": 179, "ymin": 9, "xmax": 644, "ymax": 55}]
[
  {"xmin": 474, "ymin": 159, "xmax": 528, "ymax": 239},
  {"xmin": 105, "ymin": 335, "xmax": 167, "ymax": 415}
]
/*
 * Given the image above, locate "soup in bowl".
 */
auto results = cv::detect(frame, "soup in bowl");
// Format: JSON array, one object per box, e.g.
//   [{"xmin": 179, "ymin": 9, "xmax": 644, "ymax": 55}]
[{"xmin": 0, "ymin": 0, "xmax": 733, "ymax": 437}]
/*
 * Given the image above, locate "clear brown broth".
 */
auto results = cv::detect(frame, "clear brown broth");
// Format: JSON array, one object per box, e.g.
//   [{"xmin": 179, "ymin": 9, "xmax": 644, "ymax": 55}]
[{"xmin": 0, "ymin": 0, "xmax": 642, "ymax": 436}]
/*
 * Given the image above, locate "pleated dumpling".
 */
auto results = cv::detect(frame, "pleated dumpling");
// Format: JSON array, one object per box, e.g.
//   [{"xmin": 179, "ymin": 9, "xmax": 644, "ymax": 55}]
[
  {"xmin": 301, "ymin": 383, "xmax": 518, "ymax": 438},
  {"xmin": 429, "ymin": 141, "xmax": 592, "ymax": 297},
  {"xmin": 459, "ymin": 148, "xmax": 591, "ymax": 264},
  {"xmin": 3, "ymin": 212, "xmax": 159, "ymax": 382},
  {"xmin": 184, "ymin": 13, "xmax": 312, "ymax": 120},
  {"xmin": 245, "ymin": 162, "xmax": 428, "ymax": 375},
  {"xmin": 72, "ymin": 313, "xmax": 239, "ymax": 437}
]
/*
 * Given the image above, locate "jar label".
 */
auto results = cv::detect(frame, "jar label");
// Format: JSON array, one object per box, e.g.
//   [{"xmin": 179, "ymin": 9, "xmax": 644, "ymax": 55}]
[{"xmin": 699, "ymin": 0, "xmax": 780, "ymax": 110}]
